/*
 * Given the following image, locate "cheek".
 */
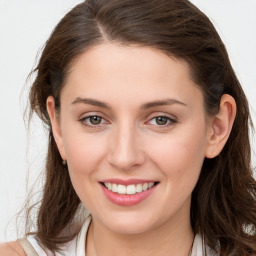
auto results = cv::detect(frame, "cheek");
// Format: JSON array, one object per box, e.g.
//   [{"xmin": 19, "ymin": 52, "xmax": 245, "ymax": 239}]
[
  {"xmin": 63, "ymin": 131, "xmax": 107, "ymax": 179},
  {"xmin": 62, "ymin": 132, "xmax": 108, "ymax": 208},
  {"xmin": 148, "ymin": 124, "xmax": 207, "ymax": 183}
]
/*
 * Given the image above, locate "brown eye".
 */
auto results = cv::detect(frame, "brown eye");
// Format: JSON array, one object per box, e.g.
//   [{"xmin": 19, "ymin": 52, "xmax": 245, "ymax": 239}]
[
  {"xmin": 155, "ymin": 116, "xmax": 169, "ymax": 125},
  {"xmin": 89, "ymin": 116, "xmax": 102, "ymax": 125},
  {"xmin": 79, "ymin": 115, "xmax": 109, "ymax": 128},
  {"xmin": 148, "ymin": 115, "xmax": 177, "ymax": 127}
]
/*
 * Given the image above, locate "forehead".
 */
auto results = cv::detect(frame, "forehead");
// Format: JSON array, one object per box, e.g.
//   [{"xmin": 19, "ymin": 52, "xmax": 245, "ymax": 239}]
[
  {"xmin": 68, "ymin": 43, "xmax": 192, "ymax": 82},
  {"xmin": 62, "ymin": 43, "xmax": 203, "ymax": 109}
]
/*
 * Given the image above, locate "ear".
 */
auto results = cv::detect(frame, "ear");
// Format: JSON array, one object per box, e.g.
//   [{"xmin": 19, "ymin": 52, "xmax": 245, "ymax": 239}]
[
  {"xmin": 205, "ymin": 94, "xmax": 236, "ymax": 158},
  {"xmin": 46, "ymin": 96, "xmax": 66, "ymax": 161}
]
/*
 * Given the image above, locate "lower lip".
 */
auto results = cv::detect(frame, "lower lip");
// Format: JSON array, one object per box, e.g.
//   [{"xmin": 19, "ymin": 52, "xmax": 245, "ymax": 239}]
[{"xmin": 101, "ymin": 184, "xmax": 158, "ymax": 206}]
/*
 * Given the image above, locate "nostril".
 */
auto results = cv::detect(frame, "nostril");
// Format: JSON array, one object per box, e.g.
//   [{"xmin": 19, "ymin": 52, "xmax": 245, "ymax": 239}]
[{"xmin": 108, "ymin": 149, "xmax": 146, "ymax": 171}]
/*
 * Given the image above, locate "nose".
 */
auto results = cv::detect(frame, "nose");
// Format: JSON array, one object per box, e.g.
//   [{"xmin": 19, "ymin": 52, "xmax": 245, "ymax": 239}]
[{"xmin": 108, "ymin": 123, "xmax": 146, "ymax": 171}]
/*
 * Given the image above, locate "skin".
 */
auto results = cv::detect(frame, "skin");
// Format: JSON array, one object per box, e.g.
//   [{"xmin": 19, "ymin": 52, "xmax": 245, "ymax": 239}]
[
  {"xmin": 0, "ymin": 242, "xmax": 26, "ymax": 256},
  {"xmin": 47, "ymin": 43, "xmax": 236, "ymax": 256}
]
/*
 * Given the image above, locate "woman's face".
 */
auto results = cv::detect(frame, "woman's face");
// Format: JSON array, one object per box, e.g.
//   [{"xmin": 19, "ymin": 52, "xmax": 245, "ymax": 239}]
[{"xmin": 49, "ymin": 43, "xmax": 213, "ymax": 235}]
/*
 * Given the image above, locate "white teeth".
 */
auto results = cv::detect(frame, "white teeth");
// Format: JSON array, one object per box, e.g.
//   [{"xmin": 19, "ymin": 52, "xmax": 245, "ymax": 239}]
[
  {"xmin": 106, "ymin": 183, "xmax": 112, "ymax": 190},
  {"xmin": 136, "ymin": 184, "xmax": 143, "ymax": 193},
  {"xmin": 149, "ymin": 182, "xmax": 154, "ymax": 188},
  {"xmin": 112, "ymin": 183, "xmax": 118, "ymax": 192},
  {"xmin": 104, "ymin": 182, "xmax": 155, "ymax": 195},
  {"xmin": 127, "ymin": 185, "xmax": 136, "ymax": 195},
  {"xmin": 117, "ymin": 184, "xmax": 126, "ymax": 194},
  {"xmin": 142, "ymin": 183, "xmax": 148, "ymax": 191}
]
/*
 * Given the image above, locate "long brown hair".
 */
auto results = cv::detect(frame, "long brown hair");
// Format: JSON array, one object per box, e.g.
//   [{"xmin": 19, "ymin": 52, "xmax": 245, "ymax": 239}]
[{"xmin": 27, "ymin": 0, "xmax": 256, "ymax": 254}]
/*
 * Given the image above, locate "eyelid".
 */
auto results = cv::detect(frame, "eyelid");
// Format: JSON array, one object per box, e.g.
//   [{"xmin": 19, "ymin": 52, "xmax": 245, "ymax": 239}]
[
  {"xmin": 78, "ymin": 111, "xmax": 108, "ymax": 120},
  {"xmin": 78, "ymin": 112, "xmax": 111, "ymax": 127},
  {"xmin": 145, "ymin": 112, "xmax": 178, "ymax": 127},
  {"xmin": 145, "ymin": 111, "xmax": 177, "ymax": 121}
]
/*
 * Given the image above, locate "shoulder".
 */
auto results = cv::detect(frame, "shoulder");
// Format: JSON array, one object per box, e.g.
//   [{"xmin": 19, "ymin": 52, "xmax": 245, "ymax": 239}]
[{"xmin": 0, "ymin": 241, "xmax": 26, "ymax": 256}]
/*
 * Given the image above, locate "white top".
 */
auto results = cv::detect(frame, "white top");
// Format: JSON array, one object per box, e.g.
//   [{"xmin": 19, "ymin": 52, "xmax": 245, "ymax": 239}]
[{"xmin": 27, "ymin": 216, "xmax": 217, "ymax": 256}]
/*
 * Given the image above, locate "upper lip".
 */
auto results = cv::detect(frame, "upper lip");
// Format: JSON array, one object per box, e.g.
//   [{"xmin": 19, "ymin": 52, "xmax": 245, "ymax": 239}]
[{"xmin": 100, "ymin": 179, "xmax": 158, "ymax": 186}]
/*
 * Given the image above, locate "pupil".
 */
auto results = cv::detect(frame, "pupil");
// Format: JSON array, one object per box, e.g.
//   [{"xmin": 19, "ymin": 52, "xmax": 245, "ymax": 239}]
[
  {"xmin": 156, "ymin": 116, "xmax": 167, "ymax": 125},
  {"xmin": 90, "ymin": 116, "xmax": 101, "ymax": 125}
]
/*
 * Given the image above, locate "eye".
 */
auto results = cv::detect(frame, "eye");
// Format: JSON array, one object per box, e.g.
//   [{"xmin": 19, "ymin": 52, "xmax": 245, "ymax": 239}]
[
  {"xmin": 88, "ymin": 116, "xmax": 103, "ymax": 125},
  {"xmin": 79, "ymin": 115, "xmax": 107, "ymax": 127},
  {"xmin": 154, "ymin": 116, "xmax": 169, "ymax": 125},
  {"xmin": 148, "ymin": 116, "xmax": 177, "ymax": 126}
]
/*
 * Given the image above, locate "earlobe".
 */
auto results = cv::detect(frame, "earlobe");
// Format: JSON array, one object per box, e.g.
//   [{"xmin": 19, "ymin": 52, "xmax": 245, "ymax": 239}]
[
  {"xmin": 46, "ymin": 96, "xmax": 66, "ymax": 161},
  {"xmin": 205, "ymin": 94, "xmax": 236, "ymax": 158}
]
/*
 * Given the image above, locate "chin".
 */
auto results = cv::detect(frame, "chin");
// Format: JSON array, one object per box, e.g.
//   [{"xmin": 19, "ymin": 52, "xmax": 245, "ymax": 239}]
[
  {"xmin": 108, "ymin": 220, "xmax": 155, "ymax": 235},
  {"xmin": 96, "ymin": 210, "xmax": 164, "ymax": 235}
]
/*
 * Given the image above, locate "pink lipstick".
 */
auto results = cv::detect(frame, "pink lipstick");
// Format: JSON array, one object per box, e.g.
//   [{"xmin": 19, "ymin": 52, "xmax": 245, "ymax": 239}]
[{"xmin": 100, "ymin": 179, "xmax": 159, "ymax": 206}]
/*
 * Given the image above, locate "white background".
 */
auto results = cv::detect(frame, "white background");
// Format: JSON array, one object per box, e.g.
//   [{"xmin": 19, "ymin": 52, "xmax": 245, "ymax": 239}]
[{"xmin": 0, "ymin": 0, "xmax": 255, "ymax": 242}]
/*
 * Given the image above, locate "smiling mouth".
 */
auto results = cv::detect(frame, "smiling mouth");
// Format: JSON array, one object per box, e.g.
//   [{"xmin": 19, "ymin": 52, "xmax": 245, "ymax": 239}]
[{"xmin": 101, "ymin": 182, "xmax": 159, "ymax": 195}]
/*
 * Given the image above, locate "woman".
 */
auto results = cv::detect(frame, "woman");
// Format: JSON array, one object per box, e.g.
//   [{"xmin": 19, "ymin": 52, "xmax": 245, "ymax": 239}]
[{"xmin": 1, "ymin": 0, "xmax": 255, "ymax": 255}]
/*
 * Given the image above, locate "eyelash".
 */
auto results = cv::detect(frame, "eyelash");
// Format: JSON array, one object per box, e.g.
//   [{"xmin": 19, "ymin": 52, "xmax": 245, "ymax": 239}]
[
  {"xmin": 148, "ymin": 116, "xmax": 177, "ymax": 127},
  {"xmin": 79, "ymin": 115, "xmax": 108, "ymax": 127},
  {"xmin": 79, "ymin": 114, "xmax": 177, "ymax": 129}
]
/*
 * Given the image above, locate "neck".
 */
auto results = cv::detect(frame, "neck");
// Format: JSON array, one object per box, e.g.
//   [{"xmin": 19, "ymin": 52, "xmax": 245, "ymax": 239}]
[{"xmin": 86, "ymin": 207, "xmax": 194, "ymax": 256}]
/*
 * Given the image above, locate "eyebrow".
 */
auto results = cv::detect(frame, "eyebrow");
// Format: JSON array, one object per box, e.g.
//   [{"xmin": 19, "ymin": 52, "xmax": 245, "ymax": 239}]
[
  {"xmin": 140, "ymin": 99, "xmax": 187, "ymax": 109},
  {"xmin": 72, "ymin": 97, "xmax": 111, "ymax": 109},
  {"xmin": 71, "ymin": 97, "xmax": 187, "ymax": 109}
]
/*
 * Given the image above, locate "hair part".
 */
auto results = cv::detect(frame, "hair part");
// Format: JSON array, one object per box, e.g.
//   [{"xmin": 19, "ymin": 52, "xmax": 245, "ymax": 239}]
[{"xmin": 27, "ymin": 0, "xmax": 256, "ymax": 254}]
